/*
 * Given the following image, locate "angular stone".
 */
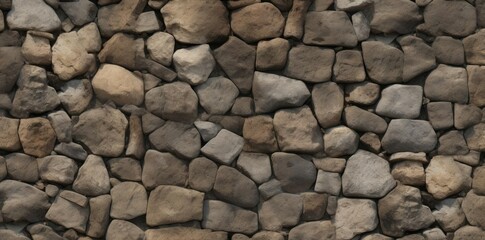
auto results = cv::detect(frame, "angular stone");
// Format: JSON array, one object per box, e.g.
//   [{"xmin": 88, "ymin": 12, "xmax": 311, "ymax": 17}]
[
  {"xmin": 256, "ymin": 38, "xmax": 290, "ymax": 71},
  {"xmin": 454, "ymin": 150, "xmax": 481, "ymax": 166},
  {"xmin": 242, "ymin": 115, "xmax": 278, "ymax": 153},
  {"xmin": 352, "ymin": 12, "xmax": 370, "ymax": 41},
  {"xmin": 214, "ymin": 36, "xmax": 255, "ymax": 93},
  {"xmin": 6, "ymin": 0, "xmax": 60, "ymax": 32},
  {"xmin": 335, "ymin": 198, "xmax": 378, "ymax": 240},
  {"xmin": 273, "ymin": 106, "xmax": 323, "ymax": 153},
  {"xmin": 37, "ymin": 155, "xmax": 77, "ymax": 185},
  {"xmin": 303, "ymin": 11, "xmax": 357, "ymax": 47},
  {"xmin": 202, "ymin": 200, "xmax": 257, "ymax": 235},
  {"xmin": 196, "ymin": 77, "xmax": 239, "ymax": 114},
  {"xmin": 312, "ymin": 82, "xmax": 344, "ymax": 129},
  {"xmin": 5, "ymin": 153, "xmax": 38, "ymax": 183},
  {"xmin": 419, "ymin": 0, "xmax": 476, "ymax": 37},
  {"xmin": 213, "ymin": 166, "xmax": 259, "ymax": 208},
  {"xmin": 360, "ymin": 132, "xmax": 382, "ymax": 153},
  {"xmin": 301, "ymin": 192, "xmax": 328, "ymax": 221},
  {"xmin": 188, "ymin": 157, "xmax": 217, "ymax": 192},
  {"xmin": 362, "ymin": 41, "xmax": 403, "ymax": 84},
  {"xmin": 208, "ymin": 115, "xmax": 245, "ymax": 135},
  {"xmin": 147, "ymin": 32, "xmax": 174, "ymax": 66},
  {"xmin": 27, "ymin": 224, "xmax": 63, "ymax": 240},
  {"xmin": 324, "ymin": 126, "xmax": 359, "ymax": 157},
  {"xmin": 432, "ymin": 36, "xmax": 465, "ymax": 66},
  {"xmin": 382, "ymin": 119, "xmax": 437, "ymax": 153},
  {"xmin": 194, "ymin": 121, "xmax": 221, "ymax": 142},
  {"xmin": 427, "ymin": 102, "xmax": 453, "ymax": 130},
  {"xmin": 467, "ymin": 65, "xmax": 485, "ymax": 107},
  {"xmin": 73, "ymin": 107, "xmax": 127, "ymax": 157},
  {"xmin": 110, "ymin": 182, "xmax": 147, "ymax": 220},
  {"xmin": 454, "ymin": 226, "xmax": 485, "ymax": 240},
  {"xmin": 0, "ymin": 47, "xmax": 23, "ymax": 93},
  {"xmin": 462, "ymin": 191, "xmax": 485, "ymax": 229},
  {"xmin": 271, "ymin": 152, "xmax": 317, "ymax": 193},
  {"xmin": 146, "ymin": 185, "xmax": 204, "ymax": 226},
  {"xmin": 378, "ymin": 185, "xmax": 435, "ymax": 237},
  {"xmin": 473, "ymin": 166, "xmax": 485, "ymax": 195},
  {"xmin": 235, "ymin": 153, "xmax": 270, "ymax": 185},
  {"xmin": 438, "ymin": 130, "xmax": 469, "ymax": 155},
  {"xmin": 333, "ymin": 50, "xmax": 365, "ymax": 83},
  {"xmin": 77, "ymin": 23, "xmax": 102, "ymax": 53},
  {"xmin": 342, "ymin": 150, "xmax": 395, "ymax": 198},
  {"xmin": 72, "ymin": 155, "xmax": 110, "ymax": 197},
  {"xmin": 229, "ymin": 97, "xmax": 254, "ymax": 115},
  {"xmin": 97, "ymin": 0, "xmax": 145, "ymax": 37},
  {"xmin": 21, "ymin": 32, "xmax": 52, "ymax": 65},
  {"xmin": 86, "ymin": 195, "xmax": 111, "ymax": 238},
  {"xmin": 376, "ymin": 84, "xmax": 423, "ymax": 119},
  {"xmin": 231, "ymin": 3, "xmax": 284, "ymax": 43},
  {"xmin": 344, "ymin": 106, "xmax": 387, "ymax": 134},
  {"xmin": 283, "ymin": 0, "xmax": 312, "ymax": 39},
  {"xmin": 54, "ymin": 142, "xmax": 88, "ymax": 161},
  {"xmin": 106, "ymin": 220, "xmax": 144, "ymax": 240},
  {"xmin": 161, "ymin": 0, "xmax": 229, "ymax": 44},
  {"xmin": 315, "ymin": 170, "xmax": 341, "ymax": 195},
  {"xmin": 252, "ymin": 232, "xmax": 284, "ymax": 240},
  {"xmin": 52, "ymin": 32, "xmax": 94, "ymax": 80},
  {"xmin": 253, "ymin": 71, "xmax": 310, "ymax": 113},
  {"xmin": 47, "ymin": 111, "xmax": 71, "ymax": 143},
  {"xmin": 46, "ymin": 191, "xmax": 89, "ymax": 233},
  {"xmin": 433, "ymin": 198, "xmax": 466, "ymax": 232},
  {"xmin": 366, "ymin": 0, "xmax": 421, "ymax": 34},
  {"xmin": 18, "ymin": 118, "xmax": 56, "ymax": 158},
  {"xmin": 142, "ymin": 112, "xmax": 165, "ymax": 134},
  {"xmin": 289, "ymin": 221, "xmax": 336, "ymax": 240},
  {"xmin": 58, "ymin": 79, "xmax": 93, "ymax": 115},
  {"xmin": 92, "ymin": 64, "xmax": 144, "ymax": 106},
  {"xmin": 424, "ymin": 65, "xmax": 468, "ymax": 104},
  {"xmin": 464, "ymin": 30, "xmax": 485, "ymax": 65},
  {"xmin": 391, "ymin": 161, "xmax": 425, "ymax": 186},
  {"xmin": 0, "ymin": 157, "xmax": 6, "ymax": 181},
  {"xmin": 201, "ymin": 129, "xmax": 244, "ymax": 165},
  {"xmin": 0, "ymin": 117, "xmax": 20, "ymax": 151},
  {"xmin": 107, "ymin": 158, "xmax": 141, "ymax": 182},
  {"xmin": 398, "ymin": 35, "xmax": 436, "ymax": 81},
  {"xmin": 173, "ymin": 44, "xmax": 215, "ymax": 86},
  {"xmin": 284, "ymin": 44, "xmax": 335, "ymax": 83},
  {"xmin": 345, "ymin": 81, "xmax": 380, "ymax": 105},
  {"xmin": 149, "ymin": 121, "xmax": 200, "ymax": 159},
  {"xmin": 145, "ymin": 82, "xmax": 198, "ymax": 123},
  {"xmin": 60, "ymin": 0, "xmax": 97, "ymax": 26},
  {"xmin": 259, "ymin": 193, "xmax": 302, "ymax": 231},
  {"xmin": 126, "ymin": 115, "xmax": 145, "ymax": 160},
  {"xmin": 464, "ymin": 122, "xmax": 485, "ymax": 151},
  {"xmin": 145, "ymin": 227, "xmax": 226, "ymax": 240},
  {"xmin": 0, "ymin": 180, "xmax": 49, "ymax": 223},
  {"xmin": 135, "ymin": 11, "xmax": 160, "ymax": 33}
]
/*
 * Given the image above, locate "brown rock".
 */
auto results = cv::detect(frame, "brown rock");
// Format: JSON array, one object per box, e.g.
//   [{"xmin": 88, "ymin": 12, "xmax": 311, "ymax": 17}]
[
  {"xmin": 86, "ymin": 195, "xmax": 111, "ymax": 238},
  {"xmin": 303, "ymin": 11, "xmax": 357, "ymax": 47},
  {"xmin": 272, "ymin": 152, "xmax": 317, "ymax": 193},
  {"xmin": 432, "ymin": 36, "xmax": 465, "ymax": 66},
  {"xmin": 188, "ymin": 157, "xmax": 217, "ymax": 192},
  {"xmin": 398, "ymin": 35, "xmax": 436, "ymax": 81},
  {"xmin": 242, "ymin": 115, "xmax": 278, "ymax": 153},
  {"xmin": 142, "ymin": 150, "xmax": 188, "ymax": 189},
  {"xmin": 333, "ymin": 50, "xmax": 366, "ymax": 83},
  {"xmin": 213, "ymin": 166, "xmax": 259, "ymax": 208},
  {"xmin": 418, "ymin": 0, "xmax": 476, "ymax": 37},
  {"xmin": 97, "ymin": 33, "xmax": 143, "ymax": 70},
  {"xmin": 0, "ymin": 117, "xmax": 20, "ymax": 151},
  {"xmin": 18, "ymin": 118, "xmax": 56, "ymax": 157},
  {"xmin": 425, "ymin": 156, "xmax": 469, "ymax": 199},
  {"xmin": 312, "ymin": 82, "xmax": 344, "ymax": 129},
  {"xmin": 97, "ymin": 0, "xmax": 146, "ymax": 37},
  {"xmin": 284, "ymin": 44, "xmax": 335, "ymax": 83},
  {"xmin": 366, "ymin": 0, "xmax": 421, "ymax": 34},
  {"xmin": 256, "ymin": 38, "xmax": 290, "ymax": 71},
  {"xmin": 231, "ymin": 3, "xmax": 285, "ymax": 43},
  {"xmin": 202, "ymin": 200, "xmax": 258, "ymax": 235},
  {"xmin": 284, "ymin": 0, "xmax": 312, "ymax": 39},
  {"xmin": 145, "ymin": 227, "xmax": 226, "ymax": 240},
  {"xmin": 345, "ymin": 81, "xmax": 380, "ymax": 105},
  {"xmin": 362, "ymin": 41, "xmax": 403, "ymax": 84},
  {"xmin": 464, "ymin": 123, "xmax": 485, "ymax": 151},
  {"xmin": 467, "ymin": 65, "xmax": 485, "ymax": 107},
  {"xmin": 0, "ymin": 47, "xmax": 24, "ymax": 93}
]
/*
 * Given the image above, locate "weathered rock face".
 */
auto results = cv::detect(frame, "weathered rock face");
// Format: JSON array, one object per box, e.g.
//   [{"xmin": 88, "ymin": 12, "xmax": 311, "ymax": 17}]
[
  {"xmin": 213, "ymin": 166, "xmax": 259, "ymax": 208},
  {"xmin": 202, "ymin": 200, "xmax": 258, "ymax": 235},
  {"xmin": 231, "ymin": 3, "xmax": 284, "ymax": 43},
  {"xmin": 362, "ymin": 41, "xmax": 404, "ymax": 84},
  {"xmin": 72, "ymin": 155, "xmax": 110, "ymax": 197},
  {"xmin": 425, "ymin": 156, "xmax": 469, "ymax": 199},
  {"xmin": 366, "ymin": 0, "xmax": 421, "ymax": 34},
  {"xmin": 418, "ymin": 0, "xmax": 476, "ymax": 37},
  {"xmin": 6, "ymin": 0, "xmax": 61, "ymax": 32},
  {"xmin": 376, "ymin": 84, "xmax": 423, "ymax": 119},
  {"xmin": 462, "ymin": 191, "xmax": 485, "ymax": 229},
  {"xmin": 284, "ymin": 45, "xmax": 335, "ymax": 83},
  {"xmin": 335, "ymin": 198, "xmax": 378, "ymax": 240},
  {"xmin": 303, "ymin": 11, "xmax": 357, "ymax": 47},
  {"xmin": 0, "ymin": 180, "xmax": 50, "ymax": 223},
  {"xmin": 52, "ymin": 32, "xmax": 94, "ymax": 80},
  {"xmin": 382, "ymin": 119, "xmax": 437, "ymax": 153},
  {"xmin": 272, "ymin": 152, "xmax": 317, "ymax": 193},
  {"xmin": 0, "ymin": 47, "xmax": 23, "ymax": 93}
]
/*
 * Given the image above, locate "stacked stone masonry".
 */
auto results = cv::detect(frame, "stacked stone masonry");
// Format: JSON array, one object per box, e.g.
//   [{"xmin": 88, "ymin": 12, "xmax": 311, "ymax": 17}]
[{"xmin": 0, "ymin": 0, "xmax": 485, "ymax": 239}]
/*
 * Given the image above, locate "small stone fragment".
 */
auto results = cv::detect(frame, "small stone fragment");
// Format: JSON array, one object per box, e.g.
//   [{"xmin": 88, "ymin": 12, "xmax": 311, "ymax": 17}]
[
  {"xmin": 315, "ymin": 170, "xmax": 341, "ymax": 195},
  {"xmin": 148, "ymin": 121, "xmax": 200, "ymax": 159},
  {"xmin": 344, "ymin": 106, "xmax": 387, "ymax": 134},
  {"xmin": 237, "ymin": 152, "xmax": 272, "ymax": 184},
  {"xmin": 46, "ymin": 191, "xmax": 89, "ymax": 233},
  {"xmin": 284, "ymin": 0, "xmax": 312, "ymax": 39},
  {"xmin": 27, "ymin": 224, "xmax": 64, "ymax": 240},
  {"xmin": 366, "ymin": 0, "xmax": 421, "ymax": 34},
  {"xmin": 97, "ymin": 0, "xmax": 146, "ymax": 37},
  {"xmin": 145, "ymin": 227, "xmax": 226, "ymax": 240},
  {"xmin": 146, "ymin": 32, "xmax": 174, "ymax": 66},
  {"xmin": 352, "ymin": 12, "xmax": 370, "ymax": 41},
  {"xmin": 194, "ymin": 121, "xmax": 221, "ymax": 142},
  {"xmin": 58, "ymin": 79, "xmax": 93, "ymax": 115},
  {"xmin": 107, "ymin": 158, "xmax": 141, "ymax": 182},
  {"xmin": 126, "ymin": 115, "xmax": 145, "ymax": 159},
  {"xmin": 391, "ymin": 161, "xmax": 426, "ymax": 186},
  {"xmin": 47, "ymin": 110, "xmax": 71, "ymax": 143},
  {"xmin": 135, "ymin": 11, "xmax": 160, "ymax": 33},
  {"xmin": 345, "ymin": 81, "xmax": 380, "ymax": 105},
  {"xmin": 312, "ymin": 82, "xmax": 344, "ymax": 129},
  {"xmin": 60, "ymin": 0, "xmax": 97, "ymax": 26},
  {"xmin": 21, "ymin": 32, "xmax": 51, "ymax": 65},
  {"xmin": 196, "ymin": 77, "xmax": 239, "ymax": 115},
  {"xmin": 54, "ymin": 142, "xmax": 88, "ymax": 161},
  {"xmin": 438, "ymin": 130, "xmax": 469, "ymax": 155},
  {"xmin": 231, "ymin": 3, "xmax": 284, "ymax": 42},
  {"xmin": 313, "ymin": 157, "xmax": 346, "ymax": 173},
  {"xmin": 72, "ymin": 155, "xmax": 110, "ymax": 197},
  {"xmin": 86, "ymin": 195, "xmax": 111, "ymax": 238},
  {"xmin": 142, "ymin": 150, "xmax": 188, "ymax": 189},
  {"xmin": 0, "ymin": 117, "xmax": 20, "ymax": 151},
  {"xmin": 258, "ymin": 179, "xmax": 283, "ymax": 200},
  {"xmin": 360, "ymin": 132, "xmax": 382, "ymax": 153},
  {"xmin": 467, "ymin": 65, "xmax": 485, "ymax": 107},
  {"xmin": 303, "ymin": 11, "xmax": 357, "ymax": 47},
  {"xmin": 0, "ymin": 47, "xmax": 23, "ymax": 93},
  {"xmin": 333, "ymin": 50, "xmax": 366, "ymax": 83},
  {"xmin": 398, "ymin": 35, "xmax": 436, "ymax": 81},
  {"xmin": 462, "ymin": 191, "xmax": 485, "ymax": 229},
  {"xmin": 288, "ymin": 221, "xmax": 336, "ymax": 240},
  {"xmin": 106, "ymin": 220, "xmax": 144, "ymax": 240},
  {"xmin": 201, "ymin": 129, "xmax": 245, "ymax": 165},
  {"xmin": 433, "ymin": 198, "xmax": 466, "ymax": 232},
  {"xmin": 271, "ymin": 152, "xmax": 317, "ymax": 193},
  {"xmin": 473, "ymin": 166, "xmax": 485, "ymax": 195},
  {"xmin": 301, "ymin": 192, "xmax": 328, "ymax": 221},
  {"xmin": 464, "ymin": 123, "xmax": 485, "ymax": 151},
  {"xmin": 285, "ymin": 44, "xmax": 334, "ymax": 83}
]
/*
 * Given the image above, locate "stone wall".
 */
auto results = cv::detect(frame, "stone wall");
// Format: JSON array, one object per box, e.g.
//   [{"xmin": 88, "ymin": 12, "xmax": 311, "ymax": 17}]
[{"xmin": 0, "ymin": 0, "xmax": 484, "ymax": 239}]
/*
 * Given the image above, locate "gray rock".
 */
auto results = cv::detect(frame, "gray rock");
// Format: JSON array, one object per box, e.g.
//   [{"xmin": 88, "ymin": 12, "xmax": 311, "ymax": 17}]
[
  {"xmin": 201, "ymin": 129, "xmax": 244, "ymax": 165},
  {"xmin": 464, "ymin": 123, "xmax": 485, "ymax": 151},
  {"xmin": 313, "ymin": 157, "xmax": 346, "ymax": 173},
  {"xmin": 78, "ymin": 22, "xmax": 102, "ymax": 53},
  {"xmin": 376, "ymin": 84, "xmax": 423, "ymax": 119},
  {"xmin": 333, "ymin": 50, "xmax": 366, "ymax": 83},
  {"xmin": 315, "ymin": 170, "xmax": 341, "ymax": 195},
  {"xmin": 362, "ymin": 41, "xmax": 404, "ymax": 84},
  {"xmin": 467, "ymin": 65, "xmax": 485, "ymax": 107},
  {"xmin": 423, "ymin": 228, "xmax": 446, "ymax": 240},
  {"xmin": 462, "ymin": 191, "xmax": 485, "ymax": 229},
  {"xmin": 0, "ymin": 180, "xmax": 50, "ymax": 223},
  {"xmin": 473, "ymin": 166, "xmax": 485, "ymax": 195},
  {"xmin": 345, "ymin": 81, "xmax": 380, "ymax": 105},
  {"xmin": 106, "ymin": 220, "xmax": 144, "ymax": 240},
  {"xmin": 424, "ymin": 65, "xmax": 468, "ymax": 103},
  {"xmin": 427, "ymin": 102, "xmax": 453, "ymax": 130},
  {"xmin": 0, "ymin": 157, "xmax": 6, "ymax": 181},
  {"xmin": 432, "ymin": 36, "xmax": 465, "ymax": 66},
  {"xmin": 454, "ymin": 226, "xmax": 485, "ymax": 240},
  {"xmin": 426, "ymin": 156, "xmax": 469, "ymax": 199},
  {"xmin": 391, "ymin": 161, "xmax": 426, "ymax": 186},
  {"xmin": 161, "ymin": 0, "xmax": 230, "ymax": 44},
  {"xmin": 256, "ymin": 38, "xmax": 290, "ymax": 71},
  {"xmin": 196, "ymin": 77, "xmax": 239, "ymax": 114},
  {"xmin": 97, "ymin": 33, "xmax": 143, "ymax": 70},
  {"xmin": 454, "ymin": 150, "xmax": 481, "ymax": 166},
  {"xmin": 213, "ymin": 166, "xmax": 259, "ymax": 208},
  {"xmin": 142, "ymin": 150, "xmax": 187, "ymax": 189},
  {"xmin": 202, "ymin": 200, "xmax": 258, "ymax": 235},
  {"xmin": 342, "ymin": 150, "xmax": 395, "ymax": 198},
  {"xmin": 258, "ymin": 179, "xmax": 283, "ymax": 200},
  {"xmin": 289, "ymin": 221, "xmax": 336, "ymax": 240},
  {"xmin": 438, "ymin": 130, "xmax": 469, "ymax": 155},
  {"xmin": 230, "ymin": 98, "xmax": 254, "ymax": 116},
  {"xmin": 303, "ymin": 11, "xmax": 357, "ymax": 47},
  {"xmin": 0, "ymin": 117, "xmax": 20, "ymax": 151},
  {"xmin": 54, "ymin": 142, "xmax": 88, "ymax": 161},
  {"xmin": 284, "ymin": 44, "xmax": 335, "ymax": 83},
  {"xmin": 324, "ymin": 126, "xmax": 359, "ymax": 157},
  {"xmin": 145, "ymin": 227, "xmax": 226, "ymax": 240},
  {"xmin": 284, "ymin": 0, "xmax": 312, "ymax": 39},
  {"xmin": 479, "ymin": 0, "xmax": 485, "ymax": 27},
  {"xmin": 37, "ymin": 155, "xmax": 77, "ymax": 185},
  {"xmin": 382, "ymin": 119, "xmax": 437, "ymax": 153},
  {"xmin": 301, "ymin": 192, "xmax": 328, "ymax": 221},
  {"xmin": 5, "ymin": 153, "xmax": 38, "ymax": 183},
  {"xmin": 52, "ymin": 32, "xmax": 94, "ymax": 80},
  {"xmin": 45, "ymin": 191, "xmax": 89, "ymax": 233},
  {"xmin": 6, "ymin": 0, "xmax": 61, "ymax": 32},
  {"xmin": 273, "ymin": 106, "xmax": 323, "ymax": 153},
  {"xmin": 86, "ymin": 195, "xmax": 111, "ymax": 238},
  {"xmin": 73, "ymin": 155, "xmax": 110, "ymax": 197},
  {"xmin": 97, "ymin": 0, "xmax": 146, "ymax": 37},
  {"xmin": 366, "ymin": 0, "xmax": 421, "ymax": 34},
  {"xmin": 352, "ymin": 12, "xmax": 370, "ymax": 41},
  {"xmin": 335, "ymin": 198, "xmax": 378, "ymax": 240},
  {"xmin": 107, "ymin": 158, "xmax": 141, "ymax": 182},
  {"xmin": 344, "ymin": 106, "xmax": 388, "ymax": 134},
  {"xmin": 231, "ymin": 3, "xmax": 284, "ymax": 43},
  {"xmin": 398, "ymin": 35, "xmax": 436, "ymax": 81},
  {"xmin": 378, "ymin": 185, "xmax": 435, "ymax": 237},
  {"xmin": 236, "ymin": 152, "xmax": 272, "ymax": 184},
  {"xmin": 110, "ymin": 182, "xmax": 147, "ymax": 220},
  {"xmin": 18, "ymin": 118, "xmax": 56, "ymax": 158},
  {"xmin": 188, "ymin": 157, "xmax": 217, "ymax": 192},
  {"xmin": 361, "ymin": 233, "xmax": 393, "ymax": 240},
  {"xmin": 194, "ymin": 121, "xmax": 221, "ymax": 142},
  {"xmin": 259, "ymin": 193, "xmax": 302, "ymax": 231},
  {"xmin": 173, "ymin": 44, "xmax": 215, "ymax": 86},
  {"xmin": 253, "ymin": 71, "xmax": 310, "ymax": 113},
  {"xmin": 47, "ymin": 110, "xmax": 71, "ymax": 143},
  {"xmin": 21, "ymin": 32, "xmax": 52, "ymax": 65},
  {"xmin": 148, "ymin": 121, "xmax": 201, "ymax": 159},
  {"xmin": 142, "ymin": 112, "xmax": 165, "ymax": 134},
  {"xmin": 58, "ymin": 79, "xmax": 93, "ymax": 115},
  {"xmin": 59, "ymin": 0, "xmax": 97, "ymax": 26},
  {"xmin": 126, "ymin": 115, "xmax": 145, "ymax": 160},
  {"xmin": 145, "ymin": 82, "xmax": 198, "ymax": 123},
  {"xmin": 27, "ymin": 224, "xmax": 64, "ymax": 240},
  {"xmin": 252, "ymin": 231, "xmax": 284, "ymax": 240},
  {"xmin": 418, "ymin": 0, "xmax": 476, "ymax": 37},
  {"xmin": 146, "ymin": 32, "xmax": 174, "ymax": 66},
  {"xmin": 73, "ymin": 107, "xmax": 127, "ymax": 157},
  {"xmin": 146, "ymin": 185, "xmax": 204, "ymax": 226},
  {"xmin": 433, "ymin": 198, "xmax": 466, "ymax": 232},
  {"xmin": 213, "ymin": 36, "xmax": 255, "ymax": 93},
  {"xmin": 271, "ymin": 152, "xmax": 317, "ymax": 193},
  {"xmin": 0, "ymin": 47, "xmax": 23, "ymax": 93},
  {"xmin": 242, "ymin": 115, "xmax": 278, "ymax": 153},
  {"xmin": 335, "ymin": 0, "xmax": 371, "ymax": 11}
]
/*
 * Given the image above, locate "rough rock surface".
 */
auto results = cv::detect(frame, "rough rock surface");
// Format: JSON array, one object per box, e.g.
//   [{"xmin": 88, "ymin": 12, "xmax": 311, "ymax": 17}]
[{"xmin": 382, "ymin": 119, "xmax": 437, "ymax": 153}]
